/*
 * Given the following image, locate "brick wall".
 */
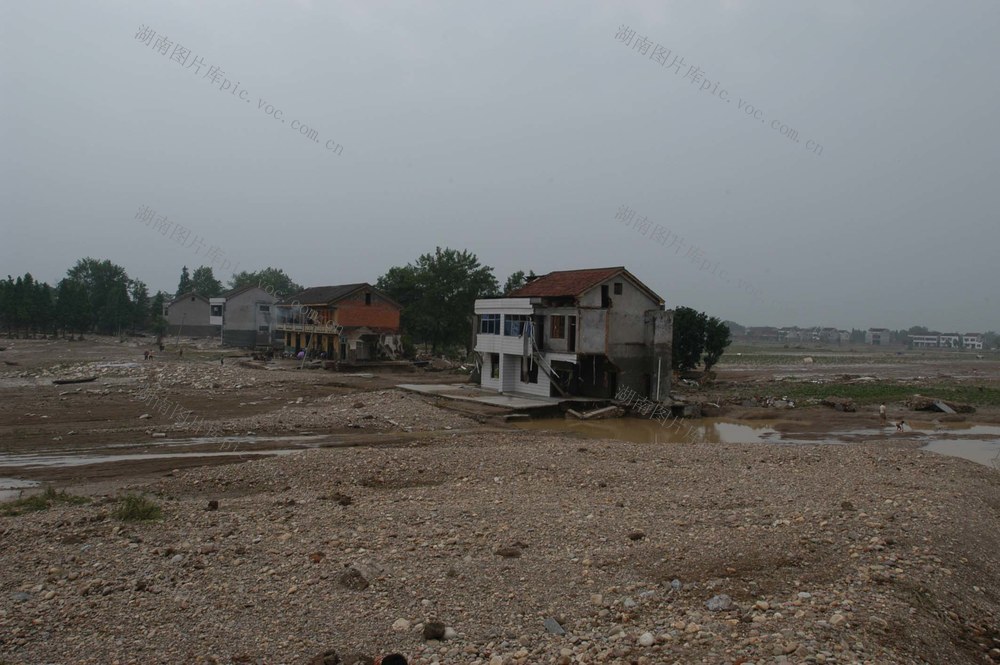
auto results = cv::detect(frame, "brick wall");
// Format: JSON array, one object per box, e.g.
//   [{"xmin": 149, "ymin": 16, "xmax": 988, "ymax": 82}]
[{"xmin": 336, "ymin": 292, "xmax": 401, "ymax": 331}]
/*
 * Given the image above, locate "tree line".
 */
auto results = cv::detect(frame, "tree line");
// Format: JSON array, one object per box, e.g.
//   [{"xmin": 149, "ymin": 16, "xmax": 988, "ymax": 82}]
[{"xmin": 0, "ymin": 260, "xmax": 306, "ymax": 340}]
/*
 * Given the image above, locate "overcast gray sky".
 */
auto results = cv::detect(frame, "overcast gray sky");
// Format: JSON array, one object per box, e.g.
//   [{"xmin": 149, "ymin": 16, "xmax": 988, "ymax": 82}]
[{"xmin": 2, "ymin": 0, "xmax": 997, "ymax": 331}]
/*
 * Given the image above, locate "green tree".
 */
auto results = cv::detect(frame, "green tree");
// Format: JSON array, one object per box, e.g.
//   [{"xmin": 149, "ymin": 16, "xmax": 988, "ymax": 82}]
[
  {"xmin": 502, "ymin": 270, "xmax": 537, "ymax": 295},
  {"xmin": 703, "ymin": 316, "xmax": 732, "ymax": 371},
  {"xmin": 149, "ymin": 290, "xmax": 169, "ymax": 323},
  {"xmin": 189, "ymin": 266, "xmax": 223, "ymax": 297},
  {"xmin": 228, "ymin": 268, "xmax": 302, "ymax": 297},
  {"xmin": 55, "ymin": 278, "xmax": 91, "ymax": 338},
  {"xmin": 377, "ymin": 247, "xmax": 499, "ymax": 354},
  {"xmin": 672, "ymin": 306, "xmax": 707, "ymax": 371},
  {"xmin": 66, "ymin": 258, "xmax": 132, "ymax": 335},
  {"xmin": 176, "ymin": 266, "xmax": 192, "ymax": 296},
  {"xmin": 129, "ymin": 280, "xmax": 150, "ymax": 334}
]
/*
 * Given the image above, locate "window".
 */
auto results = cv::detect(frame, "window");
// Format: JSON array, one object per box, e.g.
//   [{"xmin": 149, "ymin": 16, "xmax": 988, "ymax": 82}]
[
  {"xmin": 480, "ymin": 313, "xmax": 500, "ymax": 335},
  {"xmin": 614, "ymin": 282, "xmax": 623, "ymax": 295},
  {"xmin": 210, "ymin": 305, "xmax": 223, "ymax": 317},
  {"xmin": 504, "ymin": 315, "xmax": 530, "ymax": 336},
  {"xmin": 365, "ymin": 293, "xmax": 372, "ymax": 305},
  {"xmin": 550, "ymin": 315, "xmax": 565, "ymax": 339},
  {"xmin": 259, "ymin": 305, "xmax": 270, "ymax": 313},
  {"xmin": 601, "ymin": 285, "xmax": 610, "ymax": 308},
  {"xmin": 490, "ymin": 353, "xmax": 499, "ymax": 378}
]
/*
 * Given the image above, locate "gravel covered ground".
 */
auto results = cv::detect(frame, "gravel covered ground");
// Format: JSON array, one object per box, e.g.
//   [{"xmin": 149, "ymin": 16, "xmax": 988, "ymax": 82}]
[{"xmin": 3, "ymin": 432, "xmax": 999, "ymax": 664}]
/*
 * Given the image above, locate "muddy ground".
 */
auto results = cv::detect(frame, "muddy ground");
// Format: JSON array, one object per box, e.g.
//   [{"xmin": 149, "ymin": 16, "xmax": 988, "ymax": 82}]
[{"xmin": 1, "ymin": 337, "xmax": 999, "ymax": 664}]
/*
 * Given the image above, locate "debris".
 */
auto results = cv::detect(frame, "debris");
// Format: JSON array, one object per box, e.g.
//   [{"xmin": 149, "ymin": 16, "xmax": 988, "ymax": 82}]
[
  {"xmin": 544, "ymin": 617, "xmax": 566, "ymax": 635},
  {"xmin": 422, "ymin": 621, "xmax": 446, "ymax": 640},
  {"xmin": 821, "ymin": 396, "xmax": 856, "ymax": 412},
  {"xmin": 907, "ymin": 396, "xmax": 975, "ymax": 413},
  {"xmin": 580, "ymin": 405, "xmax": 624, "ymax": 420},
  {"xmin": 52, "ymin": 376, "xmax": 97, "ymax": 385}
]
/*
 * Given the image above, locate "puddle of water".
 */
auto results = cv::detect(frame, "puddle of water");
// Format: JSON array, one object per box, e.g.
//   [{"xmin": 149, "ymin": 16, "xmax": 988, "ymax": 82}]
[
  {"xmin": 513, "ymin": 418, "xmax": 781, "ymax": 445},
  {"xmin": 20, "ymin": 434, "xmax": 327, "ymax": 457},
  {"xmin": 0, "ymin": 449, "xmax": 302, "ymax": 469},
  {"xmin": 514, "ymin": 418, "xmax": 1000, "ymax": 467},
  {"xmin": 0, "ymin": 477, "xmax": 40, "ymax": 501},
  {"xmin": 922, "ymin": 440, "xmax": 1000, "ymax": 467}
]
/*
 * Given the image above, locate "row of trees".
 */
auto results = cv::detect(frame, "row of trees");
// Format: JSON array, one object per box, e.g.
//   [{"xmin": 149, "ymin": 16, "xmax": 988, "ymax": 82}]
[
  {"xmin": 0, "ymin": 259, "xmax": 171, "ymax": 339},
  {"xmin": 174, "ymin": 265, "xmax": 303, "ymax": 299}
]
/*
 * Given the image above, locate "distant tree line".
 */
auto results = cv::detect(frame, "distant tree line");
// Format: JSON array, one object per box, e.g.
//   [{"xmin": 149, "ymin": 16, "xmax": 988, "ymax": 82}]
[{"xmin": 0, "ymin": 259, "xmax": 323, "ymax": 340}]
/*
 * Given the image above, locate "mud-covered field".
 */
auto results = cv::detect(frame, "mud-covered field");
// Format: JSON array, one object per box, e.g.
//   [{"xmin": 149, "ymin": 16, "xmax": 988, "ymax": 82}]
[{"xmin": 1, "ymin": 337, "xmax": 999, "ymax": 664}]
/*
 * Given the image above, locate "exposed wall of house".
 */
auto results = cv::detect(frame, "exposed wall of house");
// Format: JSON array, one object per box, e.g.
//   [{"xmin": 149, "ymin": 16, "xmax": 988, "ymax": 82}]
[
  {"xmin": 578, "ymin": 309, "xmax": 607, "ymax": 354},
  {"xmin": 223, "ymin": 287, "xmax": 278, "ymax": 347},
  {"xmin": 542, "ymin": 308, "xmax": 576, "ymax": 353},
  {"xmin": 337, "ymin": 291, "xmax": 401, "ymax": 330},
  {"xmin": 165, "ymin": 296, "xmax": 214, "ymax": 337}
]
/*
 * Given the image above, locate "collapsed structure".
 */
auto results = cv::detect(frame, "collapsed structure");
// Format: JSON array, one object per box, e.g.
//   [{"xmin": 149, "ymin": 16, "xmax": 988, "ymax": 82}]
[{"xmin": 473, "ymin": 267, "xmax": 672, "ymax": 400}]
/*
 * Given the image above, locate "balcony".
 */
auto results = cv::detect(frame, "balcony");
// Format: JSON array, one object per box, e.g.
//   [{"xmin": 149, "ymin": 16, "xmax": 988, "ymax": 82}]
[{"xmin": 276, "ymin": 321, "xmax": 342, "ymax": 335}]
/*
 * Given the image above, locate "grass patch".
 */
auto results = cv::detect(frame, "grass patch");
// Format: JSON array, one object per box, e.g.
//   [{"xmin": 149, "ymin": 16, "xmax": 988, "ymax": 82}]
[
  {"xmin": 774, "ymin": 382, "xmax": 1000, "ymax": 407},
  {"xmin": 113, "ymin": 494, "xmax": 163, "ymax": 521},
  {"xmin": 0, "ymin": 486, "xmax": 90, "ymax": 517}
]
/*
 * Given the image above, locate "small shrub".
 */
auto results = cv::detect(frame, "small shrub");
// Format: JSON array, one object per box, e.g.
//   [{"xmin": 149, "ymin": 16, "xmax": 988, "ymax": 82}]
[
  {"xmin": 0, "ymin": 487, "xmax": 90, "ymax": 517},
  {"xmin": 113, "ymin": 494, "xmax": 162, "ymax": 521}
]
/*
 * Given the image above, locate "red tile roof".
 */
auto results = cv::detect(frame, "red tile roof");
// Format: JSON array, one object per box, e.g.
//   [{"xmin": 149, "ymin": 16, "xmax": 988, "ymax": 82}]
[{"xmin": 505, "ymin": 266, "xmax": 630, "ymax": 297}]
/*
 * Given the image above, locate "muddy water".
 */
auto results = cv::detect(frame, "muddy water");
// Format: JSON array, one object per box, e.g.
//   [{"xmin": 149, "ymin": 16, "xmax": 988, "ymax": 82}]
[
  {"xmin": 513, "ymin": 418, "xmax": 1000, "ymax": 467},
  {"xmin": 513, "ymin": 417, "xmax": 783, "ymax": 445},
  {"xmin": 0, "ymin": 477, "xmax": 40, "ymax": 501}
]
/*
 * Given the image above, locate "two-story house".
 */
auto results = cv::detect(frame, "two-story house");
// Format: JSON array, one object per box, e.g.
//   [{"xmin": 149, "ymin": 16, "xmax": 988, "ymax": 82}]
[
  {"xmin": 473, "ymin": 267, "xmax": 672, "ymax": 400},
  {"xmin": 209, "ymin": 285, "xmax": 279, "ymax": 348},
  {"xmin": 275, "ymin": 283, "xmax": 403, "ymax": 360}
]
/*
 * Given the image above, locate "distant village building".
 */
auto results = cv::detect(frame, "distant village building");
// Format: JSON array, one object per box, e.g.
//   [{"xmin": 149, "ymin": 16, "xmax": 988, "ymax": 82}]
[
  {"xmin": 473, "ymin": 267, "xmax": 672, "ymax": 400},
  {"xmin": 909, "ymin": 333, "xmax": 941, "ymax": 349},
  {"xmin": 938, "ymin": 333, "xmax": 961, "ymax": 349},
  {"xmin": 865, "ymin": 328, "xmax": 890, "ymax": 346},
  {"xmin": 962, "ymin": 333, "xmax": 984, "ymax": 350}
]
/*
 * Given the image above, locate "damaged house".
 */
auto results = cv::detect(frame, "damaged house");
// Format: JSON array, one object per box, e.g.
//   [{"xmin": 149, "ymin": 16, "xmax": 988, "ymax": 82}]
[
  {"xmin": 473, "ymin": 267, "xmax": 672, "ymax": 400},
  {"xmin": 275, "ymin": 283, "xmax": 403, "ymax": 361}
]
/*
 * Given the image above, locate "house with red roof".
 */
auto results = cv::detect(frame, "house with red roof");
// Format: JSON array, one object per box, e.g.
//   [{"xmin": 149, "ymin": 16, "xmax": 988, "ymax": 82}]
[
  {"xmin": 473, "ymin": 267, "xmax": 672, "ymax": 400},
  {"xmin": 275, "ymin": 283, "xmax": 403, "ymax": 360}
]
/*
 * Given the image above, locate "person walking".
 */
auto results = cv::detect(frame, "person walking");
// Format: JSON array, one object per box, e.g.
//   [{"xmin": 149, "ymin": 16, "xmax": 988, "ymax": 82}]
[{"xmin": 879, "ymin": 402, "xmax": 887, "ymax": 424}]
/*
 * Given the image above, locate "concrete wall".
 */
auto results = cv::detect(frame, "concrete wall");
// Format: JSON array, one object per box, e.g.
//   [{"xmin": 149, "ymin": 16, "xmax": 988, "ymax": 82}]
[
  {"xmin": 501, "ymin": 354, "xmax": 521, "ymax": 392},
  {"xmin": 165, "ymin": 295, "xmax": 212, "ymax": 336},
  {"xmin": 481, "ymin": 353, "xmax": 501, "ymax": 391},
  {"xmin": 578, "ymin": 309, "xmax": 607, "ymax": 354},
  {"xmin": 223, "ymin": 287, "xmax": 277, "ymax": 347}
]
